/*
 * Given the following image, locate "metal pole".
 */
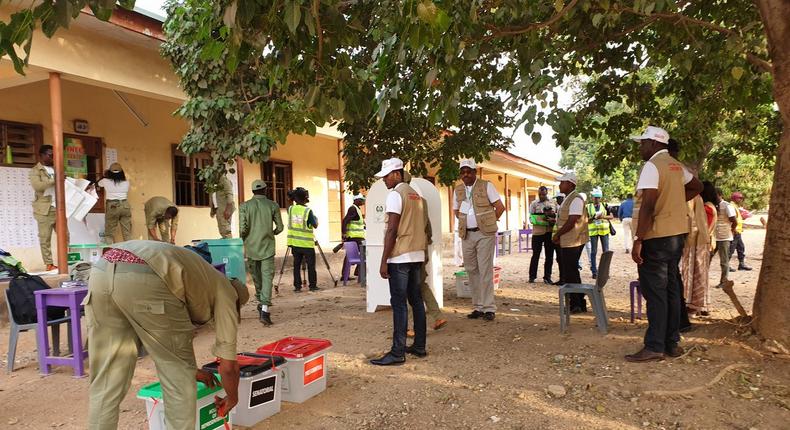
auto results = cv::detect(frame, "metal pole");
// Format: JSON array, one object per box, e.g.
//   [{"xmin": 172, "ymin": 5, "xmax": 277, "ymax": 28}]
[{"xmin": 49, "ymin": 73, "xmax": 67, "ymax": 275}]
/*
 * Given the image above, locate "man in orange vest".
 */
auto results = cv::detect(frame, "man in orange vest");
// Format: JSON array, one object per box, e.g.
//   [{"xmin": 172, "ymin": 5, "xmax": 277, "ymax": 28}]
[{"xmin": 628, "ymin": 126, "xmax": 703, "ymax": 362}]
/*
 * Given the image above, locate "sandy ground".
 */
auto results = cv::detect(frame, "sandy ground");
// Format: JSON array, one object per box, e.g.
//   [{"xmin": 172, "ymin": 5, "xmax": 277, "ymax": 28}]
[{"xmin": 1, "ymin": 226, "xmax": 788, "ymax": 429}]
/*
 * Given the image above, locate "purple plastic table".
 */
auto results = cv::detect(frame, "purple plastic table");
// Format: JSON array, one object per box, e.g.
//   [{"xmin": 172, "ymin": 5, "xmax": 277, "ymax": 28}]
[{"xmin": 34, "ymin": 286, "xmax": 89, "ymax": 377}]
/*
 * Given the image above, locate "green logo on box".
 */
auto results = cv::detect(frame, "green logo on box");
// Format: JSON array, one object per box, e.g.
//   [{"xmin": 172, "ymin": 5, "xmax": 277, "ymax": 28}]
[
  {"xmin": 67, "ymin": 253, "xmax": 81, "ymax": 263},
  {"xmin": 198, "ymin": 402, "xmax": 227, "ymax": 430}
]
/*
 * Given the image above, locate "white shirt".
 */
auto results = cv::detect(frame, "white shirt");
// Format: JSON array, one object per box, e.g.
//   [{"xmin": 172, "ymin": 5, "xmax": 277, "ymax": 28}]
[
  {"xmin": 720, "ymin": 200, "xmax": 736, "ymax": 218},
  {"xmin": 97, "ymin": 178, "xmax": 130, "ymax": 200},
  {"xmin": 452, "ymin": 180, "xmax": 501, "ymax": 228},
  {"xmin": 385, "ymin": 183, "xmax": 425, "ymax": 264},
  {"xmin": 43, "ymin": 166, "xmax": 56, "ymax": 207},
  {"xmin": 568, "ymin": 196, "xmax": 584, "ymax": 216},
  {"xmin": 636, "ymin": 149, "xmax": 693, "ymax": 190}
]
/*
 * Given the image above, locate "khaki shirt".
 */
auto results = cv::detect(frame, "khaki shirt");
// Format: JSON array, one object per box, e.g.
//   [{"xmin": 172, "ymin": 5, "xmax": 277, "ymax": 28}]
[
  {"xmin": 29, "ymin": 162, "xmax": 56, "ymax": 215},
  {"xmin": 144, "ymin": 196, "xmax": 179, "ymax": 231},
  {"xmin": 211, "ymin": 176, "xmax": 235, "ymax": 212},
  {"xmin": 112, "ymin": 240, "xmax": 239, "ymax": 360},
  {"xmin": 239, "ymin": 195, "xmax": 283, "ymax": 260}
]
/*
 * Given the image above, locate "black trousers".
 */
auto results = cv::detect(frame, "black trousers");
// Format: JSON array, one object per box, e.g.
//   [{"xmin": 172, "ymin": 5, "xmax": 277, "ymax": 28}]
[
  {"xmin": 729, "ymin": 233, "xmax": 745, "ymax": 263},
  {"xmin": 638, "ymin": 234, "xmax": 686, "ymax": 353},
  {"xmin": 559, "ymin": 245, "xmax": 586, "ymax": 310},
  {"xmin": 292, "ymin": 246, "xmax": 317, "ymax": 289},
  {"xmin": 529, "ymin": 232, "xmax": 554, "ymax": 280}
]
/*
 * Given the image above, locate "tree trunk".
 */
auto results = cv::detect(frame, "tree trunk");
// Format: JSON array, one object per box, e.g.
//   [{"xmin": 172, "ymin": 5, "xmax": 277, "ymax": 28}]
[{"xmin": 753, "ymin": 0, "xmax": 790, "ymax": 345}]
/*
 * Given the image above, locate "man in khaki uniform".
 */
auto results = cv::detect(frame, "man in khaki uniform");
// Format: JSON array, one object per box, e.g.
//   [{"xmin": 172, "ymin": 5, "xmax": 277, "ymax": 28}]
[
  {"xmin": 28, "ymin": 145, "xmax": 59, "ymax": 271},
  {"xmin": 144, "ymin": 196, "xmax": 179, "ymax": 243},
  {"xmin": 86, "ymin": 240, "xmax": 249, "ymax": 430},
  {"xmin": 627, "ymin": 126, "xmax": 703, "ymax": 362},
  {"xmin": 239, "ymin": 180, "xmax": 283, "ymax": 325},
  {"xmin": 453, "ymin": 159, "xmax": 505, "ymax": 321},
  {"xmin": 210, "ymin": 175, "xmax": 235, "ymax": 239}
]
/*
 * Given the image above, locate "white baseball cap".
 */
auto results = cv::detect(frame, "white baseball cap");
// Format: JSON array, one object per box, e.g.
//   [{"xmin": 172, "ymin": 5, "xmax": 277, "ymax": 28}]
[
  {"xmin": 591, "ymin": 187, "xmax": 603, "ymax": 198},
  {"xmin": 631, "ymin": 125, "xmax": 670, "ymax": 144},
  {"xmin": 555, "ymin": 172, "xmax": 577, "ymax": 185},
  {"xmin": 375, "ymin": 157, "xmax": 404, "ymax": 178},
  {"xmin": 459, "ymin": 159, "xmax": 477, "ymax": 170},
  {"xmin": 353, "ymin": 193, "xmax": 365, "ymax": 200}
]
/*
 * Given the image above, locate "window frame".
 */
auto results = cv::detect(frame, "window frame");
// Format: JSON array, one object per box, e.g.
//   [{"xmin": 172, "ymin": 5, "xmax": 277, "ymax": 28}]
[
  {"xmin": 0, "ymin": 119, "xmax": 43, "ymax": 168},
  {"xmin": 172, "ymin": 144, "xmax": 211, "ymax": 207},
  {"xmin": 261, "ymin": 159, "xmax": 293, "ymax": 208}
]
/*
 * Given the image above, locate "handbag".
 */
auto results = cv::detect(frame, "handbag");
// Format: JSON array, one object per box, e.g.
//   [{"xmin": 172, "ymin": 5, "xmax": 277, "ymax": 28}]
[{"xmin": 609, "ymin": 222, "xmax": 617, "ymax": 236}]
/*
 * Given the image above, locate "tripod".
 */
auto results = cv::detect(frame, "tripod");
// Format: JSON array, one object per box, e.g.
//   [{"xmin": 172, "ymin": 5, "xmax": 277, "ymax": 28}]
[{"xmin": 275, "ymin": 241, "xmax": 338, "ymax": 293}]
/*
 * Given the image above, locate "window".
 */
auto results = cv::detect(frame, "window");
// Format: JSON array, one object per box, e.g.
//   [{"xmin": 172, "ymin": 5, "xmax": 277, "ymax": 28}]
[
  {"xmin": 172, "ymin": 145, "xmax": 210, "ymax": 207},
  {"xmin": 261, "ymin": 160, "xmax": 293, "ymax": 208},
  {"xmin": 0, "ymin": 120, "xmax": 43, "ymax": 168}
]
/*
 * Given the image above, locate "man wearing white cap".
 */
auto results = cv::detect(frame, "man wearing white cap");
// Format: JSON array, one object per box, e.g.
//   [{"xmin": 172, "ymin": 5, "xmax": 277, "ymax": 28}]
[
  {"xmin": 627, "ymin": 126, "xmax": 703, "ymax": 362},
  {"xmin": 454, "ymin": 159, "xmax": 505, "ymax": 321},
  {"xmin": 586, "ymin": 187, "xmax": 613, "ymax": 279},
  {"xmin": 370, "ymin": 158, "xmax": 430, "ymax": 365},
  {"xmin": 552, "ymin": 172, "xmax": 589, "ymax": 312}
]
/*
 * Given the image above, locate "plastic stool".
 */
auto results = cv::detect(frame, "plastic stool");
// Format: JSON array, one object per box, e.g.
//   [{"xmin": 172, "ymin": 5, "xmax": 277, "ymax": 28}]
[
  {"xmin": 629, "ymin": 281, "xmax": 643, "ymax": 322},
  {"xmin": 518, "ymin": 228, "xmax": 532, "ymax": 252}
]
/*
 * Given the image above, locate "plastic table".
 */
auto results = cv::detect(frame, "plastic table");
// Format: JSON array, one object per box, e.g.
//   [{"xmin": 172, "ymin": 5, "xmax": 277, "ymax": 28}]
[{"xmin": 34, "ymin": 286, "xmax": 89, "ymax": 377}]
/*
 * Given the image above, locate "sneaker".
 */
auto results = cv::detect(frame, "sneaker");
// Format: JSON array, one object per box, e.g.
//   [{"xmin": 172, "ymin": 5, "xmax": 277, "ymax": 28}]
[
  {"xmin": 483, "ymin": 312, "xmax": 496, "ymax": 321},
  {"xmin": 467, "ymin": 310, "xmax": 484, "ymax": 319}
]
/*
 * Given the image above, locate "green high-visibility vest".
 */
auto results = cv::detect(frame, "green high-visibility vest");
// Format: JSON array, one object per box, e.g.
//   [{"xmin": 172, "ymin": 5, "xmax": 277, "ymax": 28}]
[
  {"xmin": 530, "ymin": 213, "xmax": 549, "ymax": 226},
  {"xmin": 346, "ymin": 205, "xmax": 365, "ymax": 239},
  {"xmin": 586, "ymin": 203, "xmax": 610, "ymax": 236},
  {"xmin": 287, "ymin": 204, "xmax": 315, "ymax": 248}
]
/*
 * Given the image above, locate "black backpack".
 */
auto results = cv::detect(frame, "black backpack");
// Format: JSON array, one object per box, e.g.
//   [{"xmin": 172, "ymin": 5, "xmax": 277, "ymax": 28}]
[{"xmin": 7, "ymin": 274, "xmax": 66, "ymax": 324}]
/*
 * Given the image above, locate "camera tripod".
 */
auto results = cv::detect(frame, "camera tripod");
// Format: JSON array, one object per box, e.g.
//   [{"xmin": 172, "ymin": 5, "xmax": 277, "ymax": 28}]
[{"xmin": 275, "ymin": 241, "xmax": 338, "ymax": 293}]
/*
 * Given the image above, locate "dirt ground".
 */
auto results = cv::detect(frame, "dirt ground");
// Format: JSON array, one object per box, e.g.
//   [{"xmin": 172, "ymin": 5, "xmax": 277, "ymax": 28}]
[{"xmin": 1, "ymin": 226, "xmax": 788, "ymax": 429}]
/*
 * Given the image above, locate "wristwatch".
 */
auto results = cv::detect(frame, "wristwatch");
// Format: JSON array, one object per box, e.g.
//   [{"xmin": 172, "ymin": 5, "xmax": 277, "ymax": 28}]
[{"xmin": 633, "ymin": 235, "xmax": 641, "ymax": 242}]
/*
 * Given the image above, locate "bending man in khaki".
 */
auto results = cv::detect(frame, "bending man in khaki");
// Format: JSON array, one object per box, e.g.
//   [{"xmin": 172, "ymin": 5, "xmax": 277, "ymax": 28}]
[
  {"xmin": 86, "ymin": 240, "xmax": 248, "ymax": 429},
  {"xmin": 453, "ymin": 159, "xmax": 505, "ymax": 321},
  {"xmin": 144, "ymin": 196, "xmax": 179, "ymax": 243}
]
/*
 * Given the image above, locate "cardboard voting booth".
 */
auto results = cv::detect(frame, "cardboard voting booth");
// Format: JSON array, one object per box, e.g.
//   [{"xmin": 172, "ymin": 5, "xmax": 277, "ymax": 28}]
[{"xmin": 365, "ymin": 177, "xmax": 443, "ymax": 313}]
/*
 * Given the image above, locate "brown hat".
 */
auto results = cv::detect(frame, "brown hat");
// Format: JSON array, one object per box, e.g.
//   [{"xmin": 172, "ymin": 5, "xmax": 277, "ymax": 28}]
[
  {"xmin": 109, "ymin": 162, "xmax": 123, "ymax": 173},
  {"xmin": 229, "ymin": 278, "xmax": 250, "ymax": 305}
]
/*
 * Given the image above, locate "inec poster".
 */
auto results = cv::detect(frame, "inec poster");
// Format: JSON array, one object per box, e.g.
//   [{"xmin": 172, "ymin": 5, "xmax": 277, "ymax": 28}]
[{"xmin": 64, "ymin": 137, "xmax": 87, "ymax": 178}]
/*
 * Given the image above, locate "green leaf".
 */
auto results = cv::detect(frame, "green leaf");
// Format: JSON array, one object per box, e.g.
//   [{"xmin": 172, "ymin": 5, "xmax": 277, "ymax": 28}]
[
  {"xmin": 285, "ymin": 1, "xmax": 302, "ymax": 34},
  {"xmin": 592, "ymin": 14, "xmax": 603, "ymax": 28},
  {"xmin": 531, "ymin": 132, "xmax": 542, "ymax": 144},
  {"xmin": 434, "ymin": 9, "xmax": 451, "ymax": 33},
  {"xmin": 731, "ymin": 66, "xmax": 744, "ymax": 80},
  {"xmin": 555, "ymin": 0, "xmax": 565, "ymax": 13}
]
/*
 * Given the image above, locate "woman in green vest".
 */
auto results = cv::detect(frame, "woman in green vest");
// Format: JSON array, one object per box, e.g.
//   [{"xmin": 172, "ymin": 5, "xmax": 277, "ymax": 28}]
[
  {"xmin": 586, "ymin": 188, "xmax": 613, "ymax": 279},
  {"xmin": 287, "ymin": 187, "xmax": 319, "ymax": 291}
]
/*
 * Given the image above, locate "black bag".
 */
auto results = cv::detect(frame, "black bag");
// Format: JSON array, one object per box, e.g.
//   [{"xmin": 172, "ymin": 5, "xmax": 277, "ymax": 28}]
[
  {"xmin": 609, "ymin": 222, "xmax": 617, "ymax": 236},
  {"xmin": 184, "ymin": 242, "xmax": 213, "ymax": 264},
  {"xmin": 7, "ymin": 274, "xmax": 66, "ymax": 324}
]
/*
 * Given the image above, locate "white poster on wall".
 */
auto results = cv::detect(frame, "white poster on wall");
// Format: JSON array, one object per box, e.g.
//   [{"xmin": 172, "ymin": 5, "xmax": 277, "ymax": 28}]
[{"xmin": 0, "ymin": 166, "xmax": 38, "ymax": 248}]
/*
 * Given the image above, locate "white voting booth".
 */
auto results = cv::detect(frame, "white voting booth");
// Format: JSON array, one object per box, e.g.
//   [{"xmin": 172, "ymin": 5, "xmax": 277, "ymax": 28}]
[{"xmin": 365, "ymin": 177, "xmax": 443, "ymax": 313}]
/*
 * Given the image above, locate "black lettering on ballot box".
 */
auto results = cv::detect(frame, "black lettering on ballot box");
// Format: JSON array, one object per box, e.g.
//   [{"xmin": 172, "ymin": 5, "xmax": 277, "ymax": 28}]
[{"xmin": 202, "ymin": 353, "xmax": 286, "ymax": 426}]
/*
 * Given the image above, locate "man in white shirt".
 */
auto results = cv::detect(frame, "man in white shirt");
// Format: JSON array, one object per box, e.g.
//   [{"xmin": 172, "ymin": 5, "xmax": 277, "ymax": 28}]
[
  {"xmin": 627, "ymin": 126, "xmax": 703, "ymax": 363},
  {"xmin": 370, "ymin": 158, "xmax": 430, "ymax": 366},
  {"xmin": 552, "ymin": 172, "xmax": 589, "ymax": 312},
  {"xmin": 453, "ymin": 159, "xmax": 505, "ymax": 321},
  {"xmin": 712, "ymin": 188, "xmax": 738, "ymax": 288}
]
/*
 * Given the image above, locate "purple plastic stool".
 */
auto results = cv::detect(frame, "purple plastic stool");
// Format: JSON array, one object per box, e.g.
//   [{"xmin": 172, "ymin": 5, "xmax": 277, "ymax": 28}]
[
  {"xmin": 34, "ymin": 286, "xmax": 88, "ymax": 377},
  {"xmin": 629, "ymin": 281, "xmax": 643, "ymax": 322},
  {"xmin": 518, "ymin": 228, "xmax": 532, "ymax": 253},
  {"xmin": 342, "ymin": 241, "xmax": 363, "ymax": 286}
]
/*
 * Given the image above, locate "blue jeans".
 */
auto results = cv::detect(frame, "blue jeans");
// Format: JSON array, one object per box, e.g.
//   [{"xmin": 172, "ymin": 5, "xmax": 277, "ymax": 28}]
[
  {"xmin": 589, "ymin": 234, "xmax": 610, "ymax": 275},
  {"xmin": 388, "ymin": 262, "xmax": 426, "ymax": 357}
]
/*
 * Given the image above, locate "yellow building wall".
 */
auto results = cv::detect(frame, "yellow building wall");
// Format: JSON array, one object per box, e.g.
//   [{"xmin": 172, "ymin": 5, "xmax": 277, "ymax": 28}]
[{"xmin": 0, "ymin": 79, "xmax": 341, "ymax": 269}]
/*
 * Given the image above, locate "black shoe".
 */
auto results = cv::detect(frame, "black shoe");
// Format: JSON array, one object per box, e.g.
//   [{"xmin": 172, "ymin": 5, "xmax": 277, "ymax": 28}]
[
  {"xmin": 259, "ymin": 311, "xmax": 273, "ymax": 326},
  {"xmin": 294, "ymin": 288, "xmax": 303, "ymax": 293},
  {"xmin": 369, "ymin": 353, "xmax": 406, "ymax": 366},
  {"xmin": 553, "ymin": 280, "xmax": 564, "ymax": 286},
  {"xmin": 309, "ymin": 287, "xmax": 321, "ymax": 291},
  {"xmin": 679, "ymin": 323, "xmax": 693, "ymax": 333},
  {"xmin": 528, "ymin": 278, "xmax": 536, "ymax": 283},
  {"xmin": 592, "ymin": 273, "xmax": 597, "ymax": 279},
  {"xmin": 543, "ymin": 278, "xmax": 554, "ymax": 285},
  {"xmin": 729, "ymin": 267, "xmax": 736, "ymax": 272},
  {"xmin": 666, "ymin": 345, "xmax": 685, "ymax": 358},
  {"xmin": 483, "ymin": 312, "xmax": 496, "ymax": 321},
  {"xmin": 467, "ymin": 310, "xmax": 484, "ymax": 319},
  {"xmin": 738, "ymin": 264, "xmax": 752, "ymax": 271},
  {"xmin": 405, "ymin": 345, "xmax": 427, "ymax": 358}
]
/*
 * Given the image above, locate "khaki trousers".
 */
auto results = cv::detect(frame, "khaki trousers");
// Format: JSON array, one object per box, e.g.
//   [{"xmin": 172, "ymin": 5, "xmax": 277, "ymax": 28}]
[
  {"xmin": 148, "ymin": 220, "xmax": 172, "ymax": 241},
  {"xmin": 462, "ymin": 230, "xmax": 497, "ymax": 313},
  {"xmin": 33, "ymin": 207, "xmax": 56, "ymax": 265},
  {"xmin": 104, "ymin": 200, "xmax": 132, "ymax": 244},
  {"xmin": 86, "ymin": 260, "xmax": 197, "ymax": 430},
  {"xmin": 247, "ymin": 257, "xmax": 275, "ymax": 306},
  {"xmin": 216, "ymin": 205, "xmax": 234, "ymax": 239}
]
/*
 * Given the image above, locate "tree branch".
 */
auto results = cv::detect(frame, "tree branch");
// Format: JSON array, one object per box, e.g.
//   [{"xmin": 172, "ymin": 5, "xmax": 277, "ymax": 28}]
[
  {"xmin": 313, "ymin": 0, "xmax": 324, "ymax": 72},
  {"xmin": 483, "ymin": 0, "xmax": 580, "ymax": 41}
]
